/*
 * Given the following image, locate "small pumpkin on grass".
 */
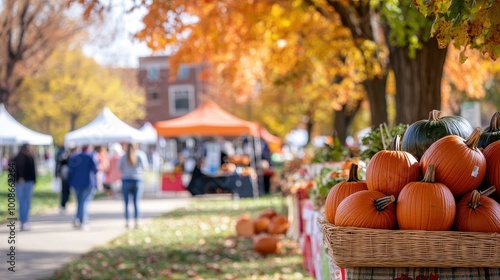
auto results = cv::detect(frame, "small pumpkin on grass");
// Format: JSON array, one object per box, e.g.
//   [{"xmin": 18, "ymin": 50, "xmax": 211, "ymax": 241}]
[
  {"xmin": 420, "ymin": 127, "xmax": 486, "ymax": 198},
  {"xmin": 253, "ymin": 233, "xmax": 281, "ymax": 256},
  {"xmin": 324, "ymin": 163, "xmax": 368, "ymax": 224},
  {"xmin": 478, "ymin": 111, "xmax": 500, "ymax": 149},
  {"xmin": 259, "ymin": 208, "xmax": 277, "ymax": 220},
  {"xmin": 453, "ymin": 186, "xmax": 500, "ymax": 233},
  {"xmin": 366, "ymin": 135, "xmax": 421, "ymax": 199},
  {"xmin": 235, "ymin": 214, "xmax": 254, "ymax": 237},
  {"xmin": 267, "ymin": 214, "xmax": 289, "ymax": 235},
  {"xmin": 401, "ymin": 109, "xmax": 473, "ymax": 160},
  {"xmin": 335, "ymin": 190, "xmax": 397, "ymax": 230},
  {"xmin": 254, "ymin": 216, "xmax": 271, "ymax": 234},
  {"xmin": 397, "ymin": 164, "xmax": 456, "ymax": 231}
]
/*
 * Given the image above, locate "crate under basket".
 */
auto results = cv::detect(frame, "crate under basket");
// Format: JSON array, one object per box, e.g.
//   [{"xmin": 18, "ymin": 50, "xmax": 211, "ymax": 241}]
[{"xmin": 319, "ymin": 219, "xmax": 500, "ymax": 268}]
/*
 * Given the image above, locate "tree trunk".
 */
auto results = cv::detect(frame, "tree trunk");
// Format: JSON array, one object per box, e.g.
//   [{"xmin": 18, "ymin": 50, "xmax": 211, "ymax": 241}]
[
  {"xmin": 0, "ymin": 88, "xmax": 9, "ymax": 107},
  {"xmin": 305, "ymin": 106, "xmax": 314, "ymax": 145},
  {"xmin": 388, "ymin": 37, "xmax": 448, "ymax": 124},
  {"xmin": 70, "ymin": 113, "xmax": 78, "ymax": 132},
  {"xmin": 363, "ymin": 75, "xmax": 388, "ymax": 127},
  {"xmin": 334, "ymin": 99, "xmax": 363, "ymax": 145}
]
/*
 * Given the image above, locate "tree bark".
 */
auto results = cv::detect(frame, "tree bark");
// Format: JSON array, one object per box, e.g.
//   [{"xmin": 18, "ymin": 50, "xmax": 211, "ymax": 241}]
[
  {"xmin": 334, "ymin": 99, "xmax": 363, "ymax": 145},
  {"xmin": 326, "ymin": 1, "xmax": 389, "ymax": 128},
  {"xmin": 388, "ymin": 37, "xmax": 448, "ymax": 124},
  {"xmin": 363, "ymin": 76, "xmax": 388, "ymax": 127}
]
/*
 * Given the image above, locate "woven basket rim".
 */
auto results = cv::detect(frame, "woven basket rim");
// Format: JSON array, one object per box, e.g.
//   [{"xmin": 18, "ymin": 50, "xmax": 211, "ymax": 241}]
[{"xmin": 319, "ymin": 219, "xmax": 500, "ymax": 268}]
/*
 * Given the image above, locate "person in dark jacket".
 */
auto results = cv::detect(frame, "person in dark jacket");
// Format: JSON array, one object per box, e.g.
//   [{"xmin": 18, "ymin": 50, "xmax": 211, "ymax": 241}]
[
  {"xmin": 10, "ymin": 143, "xmax": 37, "ymax": 231},
  {"xmin": 68, "ymin": 145, "xmax": 97, "ymax": 230},
  {"xmin": 56, "ymin": 145, "xmax": 78, "ymax": 214}
]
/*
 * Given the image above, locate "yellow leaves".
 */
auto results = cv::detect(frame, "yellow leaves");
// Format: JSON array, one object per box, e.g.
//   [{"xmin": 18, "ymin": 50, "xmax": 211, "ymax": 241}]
[
  {"xmin": 443, "ymin": 45, "xmax": 494, "ymax": 103},
  {"xmin": 419, "ymin": 0, "xmax": 499, "ymax": 62},
  {"xmin": 16, "ymin": 45, "xmax": 145, "ymax": 145}
]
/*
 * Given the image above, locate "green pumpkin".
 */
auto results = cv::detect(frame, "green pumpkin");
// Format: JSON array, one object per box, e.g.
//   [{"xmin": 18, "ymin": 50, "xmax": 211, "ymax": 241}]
[
  {"xmin": 401, "ymin": 110, "xmax": 473, "ymax": 160},
  {"xmin": 478, "ymin": 111, "xmax": 500, "ymax": 149}
]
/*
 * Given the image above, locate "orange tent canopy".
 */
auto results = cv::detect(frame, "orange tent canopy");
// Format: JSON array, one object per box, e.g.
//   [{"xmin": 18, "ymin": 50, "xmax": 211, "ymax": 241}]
[
  {"xmin": 155, "ymin": 100, "xmax": 259, "ymax": 137},
  {"xmin": 258, "ymin": 125, "xmax": 282, "ymax": 153}
]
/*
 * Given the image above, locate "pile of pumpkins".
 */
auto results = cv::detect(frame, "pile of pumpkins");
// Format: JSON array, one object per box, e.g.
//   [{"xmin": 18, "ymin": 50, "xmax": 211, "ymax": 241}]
[
  {"xmin": 235, "ymin": 208, "xmax": 290, "ymax": 255},
  {"xmin": 324, "ymin": 110, "xmax": 500, "ymax": 233}
]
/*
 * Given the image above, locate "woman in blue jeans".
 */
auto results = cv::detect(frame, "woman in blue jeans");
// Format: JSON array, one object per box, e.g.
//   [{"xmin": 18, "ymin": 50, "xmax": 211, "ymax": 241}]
[
  {"xmin": 119, "ymin": 143, "xmax": 149, "ymax": 229},
  {"xmin": 10, "ymin": 144, "xmax": 37, "ymax": 231},
  {"xmin": 68, "ymin": 145, "xmax": 97, "ymax": 231}
]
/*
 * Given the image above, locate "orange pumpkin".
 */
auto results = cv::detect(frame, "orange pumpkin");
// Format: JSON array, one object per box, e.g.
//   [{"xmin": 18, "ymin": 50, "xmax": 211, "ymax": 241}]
[
  {"xmin": 335, "ymin": 190, "xmax": 397, "ymax": 229},
  {"xmin": 235, "ymin": 214, "xmax": 254, "ymax": 237},
  {"xmin": 254, "ymin": 216, "xmax": 271, "ymax": 234},
  {"xmin": 420, "ymin": 128, "xmax": 486, "ymax": 198},
  {"xmin": 397, "ymin": 164, "xmax": 456, "ymax": 231},
  {"xmin": 453, "ymin": 186, "xmax": 500, "ymax": 233},
  {"xmin": 483, "ymin": 141, "xmax": 500, "ymax": 197},
  {"xmin": 259, "ymin": 208, "xmax": 277, "ymax": 220},
  {"xmin": 324, "ymin": 164, "xmax": 368, "ymax": 224},
  {"xmin": 267, "ymin": 215, "xmax": 289, "ymax": 235},
  {"xmin": 253, "ymin": 233, "xmax": 281, "ymax": 255},
  {"xmin": 366, "ymin": 135, "xmax": 421, "ymax": 199}
]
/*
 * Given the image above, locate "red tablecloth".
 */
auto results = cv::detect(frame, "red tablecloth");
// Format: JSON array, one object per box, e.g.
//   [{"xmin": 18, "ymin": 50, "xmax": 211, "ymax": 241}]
[{"xmin": 161, "ymin": 173, "xmax": 185, "ymax": 192}]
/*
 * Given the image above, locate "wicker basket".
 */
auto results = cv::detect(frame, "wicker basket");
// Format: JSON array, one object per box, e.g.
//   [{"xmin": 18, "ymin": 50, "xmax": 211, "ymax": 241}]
[{"xmin": 319, "ymin": 219, "xmax": 500, "ymax": 268}]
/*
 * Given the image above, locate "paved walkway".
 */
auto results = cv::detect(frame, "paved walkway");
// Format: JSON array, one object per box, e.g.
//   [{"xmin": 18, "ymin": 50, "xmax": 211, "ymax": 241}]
[{"xmin": 0, "ymin": 191, "xmax": 192, "ymax": 280}]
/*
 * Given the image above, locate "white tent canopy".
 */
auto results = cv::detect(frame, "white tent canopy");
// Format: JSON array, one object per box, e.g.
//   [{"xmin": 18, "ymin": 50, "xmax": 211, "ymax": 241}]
[
  {"xmin": 139, "ymin": 122, "xmax": 158, "ymax": 144},
  {"xmin": 64, "ymin": 107, "xmax": 145, "ymax": 146},
  {"xmin": 0, "ymin": 104, "xmax": 53, "ymax": 145}
]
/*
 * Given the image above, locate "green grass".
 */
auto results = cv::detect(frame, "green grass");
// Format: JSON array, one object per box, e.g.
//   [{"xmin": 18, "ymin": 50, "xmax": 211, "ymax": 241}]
[
  {"xmin": 46, "ymin": 196, "xmax": 314, "ymax": 280},
  {"xmin": 0, "ymin": 172, "xmax": 61, "ymax": 221}
]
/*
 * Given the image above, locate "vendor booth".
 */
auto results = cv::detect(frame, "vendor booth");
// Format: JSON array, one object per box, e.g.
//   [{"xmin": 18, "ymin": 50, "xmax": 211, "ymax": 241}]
[
  {"xmin": 155, "ymin": 100, "xmax": 276, "ymax": 198},
  {"xmin": 0, "ymin": 104, "xmax": 54, "ymax": 174},
  {"xmin": 64, "ymin": 107, "xmax": 146, "ymax": 146},
  {"xmin": 0, "ymin": 104, "xmax": 53, "ymax": 146}
]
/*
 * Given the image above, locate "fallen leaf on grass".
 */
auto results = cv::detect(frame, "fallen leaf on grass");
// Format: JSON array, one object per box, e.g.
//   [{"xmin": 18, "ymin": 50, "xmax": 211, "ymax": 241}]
[{"xmin": 205, "ymin": 263, "xmax": 224, "ymax": 274}]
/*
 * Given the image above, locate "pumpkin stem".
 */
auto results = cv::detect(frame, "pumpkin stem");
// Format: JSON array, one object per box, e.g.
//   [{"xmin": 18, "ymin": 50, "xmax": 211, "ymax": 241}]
[
  {"xmin": 422, "ymin": 164, "xmax": 437, "ymax": 183},
  {"xmin": 465, "ymin": 127, "xmax": 482, "ymax": 149},
  {"xmin": 480, "ymin": 185, "xmax": 497, "ymax": 197},
  {"xmin": 346, "ymin": 163, "xmax": 360, "ymax": 182},
  {"xmin": 467, "ymin": 190, "xmax": 482, "ymax": 210},
  {"xmin": 390, "ymin": 135, "xmax": 401, "ymax": 151},
  {"xmin": 429, "ymin": 110, "xmax": 442, "ymax": 121},
  {"xmin": 374, "ymin": 195, "xmax": 396, "ymax": 211},
  {"xmin": 487, "ymin": 112, "xmax": 500, "ymax": 132}
]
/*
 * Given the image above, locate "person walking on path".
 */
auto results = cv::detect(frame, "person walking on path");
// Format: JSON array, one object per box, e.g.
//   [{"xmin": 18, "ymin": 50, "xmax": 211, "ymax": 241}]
[
  {"xmin": 10, "ymin": 143, "xmax": 37, "ymax": 231},
  {"xmin": 119, "ymin": 142, "xmax": 149, "ymax": 229},
  {"xmin": 104, "ymin": 143, "xmax": 123, "ymax": 197},
  {"xmin": 95, "ymin": 145, "xmax": 110, "ymax": 193},
  {"xmin": 56, "ymin": 145, "xmax": 78, "ymax": 214},
  {"xmin": 68, "ymin": 145, "xmax": 97, "ymax": 231}
]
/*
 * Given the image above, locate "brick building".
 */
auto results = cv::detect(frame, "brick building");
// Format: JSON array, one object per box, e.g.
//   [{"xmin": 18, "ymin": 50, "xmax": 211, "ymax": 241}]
[{"xmin": 137, "ymin": 55, "xmax": 210, "ymax": 124}]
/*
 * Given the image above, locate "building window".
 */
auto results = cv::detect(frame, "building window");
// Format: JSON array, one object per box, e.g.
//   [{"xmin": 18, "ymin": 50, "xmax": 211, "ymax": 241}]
[
  {"xmin": 177, "ymin": 64, "xmax": 190, "ymax": 80},
  {"xmin": 169, "ymin": 85, "xmax": 194, "ymax": 115},
  {"xmin": 147, "ymin": 67, "xmax": 160, "ymax": 81},
  {"xmin": 147, "ymin": 91, "xmax": 161, "ymax": 105}
]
